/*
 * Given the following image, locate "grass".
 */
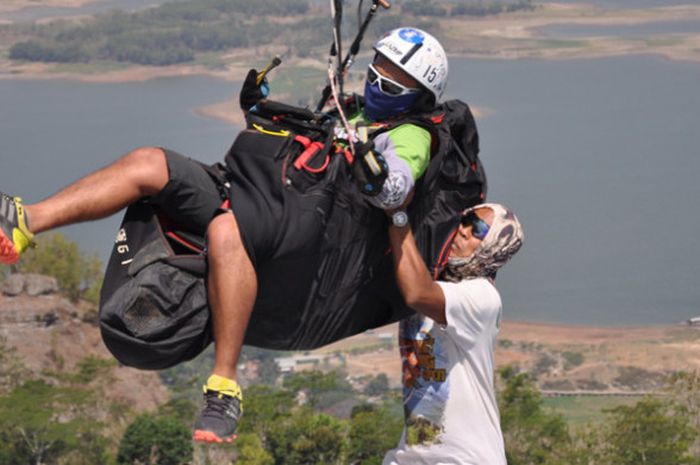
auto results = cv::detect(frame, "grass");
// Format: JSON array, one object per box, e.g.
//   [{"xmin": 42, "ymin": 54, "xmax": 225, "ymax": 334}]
[{"xmin": 543, "ymin": 395, "xmax": 640, "ymax": 427}]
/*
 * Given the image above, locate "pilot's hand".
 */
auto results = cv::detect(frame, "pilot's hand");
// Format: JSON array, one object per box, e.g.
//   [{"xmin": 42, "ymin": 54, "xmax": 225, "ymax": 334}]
[
  {"xmin": 240, "ymin": 69, "xmax": 270, "ymax": 111},
  {"xmin": 353, "ymin": 141, "xmax": 389, "ymax": 197}
]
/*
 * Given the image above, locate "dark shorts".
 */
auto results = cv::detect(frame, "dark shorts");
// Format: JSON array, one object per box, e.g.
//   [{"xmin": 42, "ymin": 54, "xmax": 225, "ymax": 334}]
[{"xmin": 148, "ymin": 149, "xmax": 225, "ymax": 236}]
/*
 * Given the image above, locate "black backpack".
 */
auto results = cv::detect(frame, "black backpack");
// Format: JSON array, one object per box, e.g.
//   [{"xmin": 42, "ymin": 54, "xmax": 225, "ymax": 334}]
[
  {"xmin": 99, "ymin": 99, "xmax": 486, "ymax": 370},
  {"xmin": 377, "ymin": 99, "xmax": 487, "ymax": 277}
]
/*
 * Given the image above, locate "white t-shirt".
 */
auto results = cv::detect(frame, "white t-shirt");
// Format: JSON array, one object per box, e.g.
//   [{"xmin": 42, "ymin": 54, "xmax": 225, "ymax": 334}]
[{"xmin": 383, "ymin": 278, "xmax": 506, "ymax": 465}]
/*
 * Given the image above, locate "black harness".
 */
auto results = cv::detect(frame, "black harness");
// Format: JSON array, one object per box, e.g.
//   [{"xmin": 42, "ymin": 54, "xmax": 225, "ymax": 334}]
[{"xmin": 99, "ymin": 99, "xmax": 486, "ymax": 369}]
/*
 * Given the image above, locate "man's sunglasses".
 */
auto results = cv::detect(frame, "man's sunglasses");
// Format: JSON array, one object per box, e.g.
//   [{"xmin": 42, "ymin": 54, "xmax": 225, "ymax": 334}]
[
  {"xmin": 461, "ymin": 211, "xmax": 490, "ymax": 240},
  {"xmin": 367, "ymin": 63, "xmax": 422, "ymax": 97}
]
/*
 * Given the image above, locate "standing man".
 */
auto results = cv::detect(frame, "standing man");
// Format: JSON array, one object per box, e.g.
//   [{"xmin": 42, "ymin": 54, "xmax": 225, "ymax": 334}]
[{"xmin": 384, "ymin": 202, "xmax": 523, "ymax": 464}]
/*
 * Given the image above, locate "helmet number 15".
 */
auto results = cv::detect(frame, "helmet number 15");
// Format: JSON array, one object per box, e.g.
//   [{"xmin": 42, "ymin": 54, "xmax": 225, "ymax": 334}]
[{"xmin": 423, "ymin": 65, "xmax": 438, "ymax": 84}]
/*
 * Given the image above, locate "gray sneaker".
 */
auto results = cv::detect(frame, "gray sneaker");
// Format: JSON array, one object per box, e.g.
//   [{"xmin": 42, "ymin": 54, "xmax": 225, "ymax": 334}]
[{"xmin": 192, "ymin": 387, "xmax": 242, "ymax": 443}]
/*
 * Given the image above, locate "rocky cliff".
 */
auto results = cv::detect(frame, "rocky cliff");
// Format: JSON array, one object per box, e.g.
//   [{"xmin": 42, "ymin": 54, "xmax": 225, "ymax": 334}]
[{"xmin": 0, "ymin": 274, "xmax": 168, "ymax": 412}]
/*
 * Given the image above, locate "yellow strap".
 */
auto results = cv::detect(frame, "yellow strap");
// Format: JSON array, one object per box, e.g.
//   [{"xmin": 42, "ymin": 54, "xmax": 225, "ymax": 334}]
[
  {"xmin": 357, "ymin": 125, "xmax": 369, "ymax": 143},
  {"xmin": 252, "ymin": 123, "xmax": 290, "ymax": 137}
]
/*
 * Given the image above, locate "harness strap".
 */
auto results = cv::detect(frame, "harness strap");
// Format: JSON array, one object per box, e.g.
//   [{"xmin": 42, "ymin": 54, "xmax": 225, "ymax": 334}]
[
  {"xmin": 434, "ymin": 227, "xmax": 459, "ymax": 280},
  {"xmin": 253, "ymin": 123, "xmax": 290, "ymax": 137},
  {"xmin": 293, "ymin": 135, "xmax": 329, "ymax": 172},
  {"xmin": 336, "ymin": 145, "xmax": 354, "ymax": 165}
]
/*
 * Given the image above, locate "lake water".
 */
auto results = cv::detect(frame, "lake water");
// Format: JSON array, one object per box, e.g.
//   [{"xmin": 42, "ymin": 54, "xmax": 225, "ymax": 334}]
[
  {"xmin": 541, "ymin": 0, "xmax": 700, "ymax": 8},
  {"xmin": 0, "ymin": 76, "xmax": 237, "ymax": 265},
  {"xmin": 446, "ymin": 56, "xmax": 700, "ymax": 326},
  {"xmin": 1, "ymin": 55, "xmax": 700, "ymax": 326}
]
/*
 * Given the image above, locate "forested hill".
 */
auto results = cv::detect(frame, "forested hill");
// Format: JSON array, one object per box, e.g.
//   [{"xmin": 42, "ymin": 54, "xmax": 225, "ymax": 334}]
[{"xmin": 0, "ymin": 0, "xmax": 534, "ymax": 66}]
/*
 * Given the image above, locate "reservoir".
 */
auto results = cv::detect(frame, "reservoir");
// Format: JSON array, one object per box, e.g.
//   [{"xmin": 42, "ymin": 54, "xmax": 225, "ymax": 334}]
[
  {"xmin": 1, "ymin": 55, "xmax": 699, "ymax": 326},
  {"xmin": 541, "ymin": 0, "xmax": 700, "ymax": 8}
]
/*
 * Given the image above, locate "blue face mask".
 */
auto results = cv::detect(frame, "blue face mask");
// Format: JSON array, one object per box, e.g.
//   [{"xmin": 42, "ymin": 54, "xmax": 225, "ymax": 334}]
[{"xmin": 363, "ymin": 80, "xmax": 422, "ymax": 121}]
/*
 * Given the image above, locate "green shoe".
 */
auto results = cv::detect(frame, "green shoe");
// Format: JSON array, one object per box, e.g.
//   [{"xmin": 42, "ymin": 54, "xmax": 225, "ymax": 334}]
[{"xmin": 0, "ymin": 193, "xmax": 35, "ymax": 265}]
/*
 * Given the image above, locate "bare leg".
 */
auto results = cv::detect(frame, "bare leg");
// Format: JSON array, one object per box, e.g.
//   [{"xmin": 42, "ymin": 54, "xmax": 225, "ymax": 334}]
[
  {"xmin": 206, "ymin": 211, "xmax": 258, "ymax": 380},
  {"xmin": 25, "ymin": 146, "xmax": 169, "ymax": 234},
  {"xmin": 192, "ymin": 212, "xmax": 256, "ymax": 442}
]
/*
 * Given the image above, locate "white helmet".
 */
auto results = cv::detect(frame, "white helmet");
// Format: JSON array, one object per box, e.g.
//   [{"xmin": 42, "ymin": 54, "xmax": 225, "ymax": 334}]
[{"xmin": 373, "ymin": 27, "xmax": 449, "ymax": 103}]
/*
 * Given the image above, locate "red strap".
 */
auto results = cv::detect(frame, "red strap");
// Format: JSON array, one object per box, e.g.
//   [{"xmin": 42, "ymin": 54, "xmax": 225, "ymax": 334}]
[
  {"xmin": 165, "ymin": 231, "xmax": 204, "ymax": 254},
  {"xmin": 431, "ymin": 113, "xmax": 446, "ymax": 125},
  {"xmin": 302, "ymin": 153, "xmax": 330, "ymax": 173},
  {"xmin": 294, "ymin": 135, "xmax": 312, "ymax": 148},
  {"xmin": 433, "ymin": 227, "xmax": 459, "ymax": 280},
  {"xmin": 294, "ymin": 141, "xmax": 326, "ymax": 171}
]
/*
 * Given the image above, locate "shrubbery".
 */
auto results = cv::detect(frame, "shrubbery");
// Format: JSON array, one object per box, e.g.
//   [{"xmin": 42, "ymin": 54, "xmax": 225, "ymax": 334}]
[
  {"xmin": 5, "ymin": 0, "xmax": 464, "ymax": 68},
  {"xmin": 0, "ymin": 353, "xmax": 117, "ymax": 465},
  {"xmin": 2, "ymin": 341, "xmax": 700, "ymax": 465},
  {"xmin": 11, "ymin": 232, "xmax": 103, "ymax": 303},
  {"xmin": 402, "ymin": 1, "xmax": 449, "ymax": 17},
  {"xmin": 562, "ymin": 350, "xmax": 585, "ymax": 370},
  {"xmin": 117, "ymin": 413, "xmax": 193, "ymax": 465},
  {"xmin": 452, "ymin": 0, "xmax": 535, "ymax": 16},
  {"xmin": 8, "ymin": 0, "xmax": 312, "ymax": 67}
]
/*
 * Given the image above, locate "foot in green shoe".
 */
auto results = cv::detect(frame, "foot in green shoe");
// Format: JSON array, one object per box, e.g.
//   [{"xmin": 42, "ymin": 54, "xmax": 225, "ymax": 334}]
[{"xmin": 0, "ymin": 193, "xmax": 35, "ymax": 265}]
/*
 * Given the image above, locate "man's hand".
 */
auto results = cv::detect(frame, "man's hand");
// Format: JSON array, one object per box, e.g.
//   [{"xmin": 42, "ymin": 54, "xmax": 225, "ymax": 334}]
[
  {"xmin": 353, "ymin": 141, "xmax": 389, "ymax": 197},
  {"xmin": 240, "ymin": 69, "xmax": 270, "ymax": 111}
]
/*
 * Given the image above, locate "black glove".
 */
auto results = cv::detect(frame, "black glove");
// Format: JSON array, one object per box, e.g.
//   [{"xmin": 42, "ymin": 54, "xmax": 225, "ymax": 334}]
[
  {"xmin": 240, "ymin": 69, "xmax": 270, "ymax": 111},
  {"xmin": 353, "ymin": 141, "xmax": 389, "ymax": 197}
]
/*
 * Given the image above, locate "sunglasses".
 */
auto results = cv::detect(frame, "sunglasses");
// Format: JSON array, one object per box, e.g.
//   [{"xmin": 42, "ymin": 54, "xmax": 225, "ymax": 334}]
[
  {"xmin": 461, "ymin": 211, "xmax": 490, "ymax": 240},
  {"xmin": 367, "ymin": 63, "xmax": 422, "ymax": 97}
]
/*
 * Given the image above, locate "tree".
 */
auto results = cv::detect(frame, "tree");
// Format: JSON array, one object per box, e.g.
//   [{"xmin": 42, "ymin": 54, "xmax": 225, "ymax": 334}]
[
  {"xmin": 257, "ymin": 356, "xmax": 281, "ymax": 386},
  {"xmin": 0, "ymin": 337, "xmax": 28, "ymax": 394},
  {"xmin": 0, "ymin": 379, "xmax": 106, "ymax": 465},
  {"xmin": 667, "ymin": 371, "xmax": 700, "ymax": 457},
  {"xmin": 497, "ymin": 367, "xmax": 572, "ymax": 465},
  {"xmin": 283, "ymin": 370, "xmax": 354, "ymax": 409},
  {"xmin": 602, "ymin": 397, "xmax": 697, "ymax": 465},
  {"xmin": 266, "ymin": 407, "xmax": 347, "ymax": 465},
  {"xmin": 402, "ymin": 0, "xmax": 448, "ymax": 17},
  {"xmin": 237, "ymin": 385, "xmax": 295, "ymax": 436},
  {"xmin": 347, "ymin": 404, "xmax": 403, "ymax": 465},
  {"xmin": 12, "ymin": 232, "xmax": 103, "ymax": 302},
  {"xmin": 157, "ymin": 397, "xmax": 198, "ymax": 425},
  {"xmin": 117, "ymin": 413, "xmax": 193, "ymax": 465},
  {"xmin": 364, "ymin": 373, "xmax": 389, "ymax": 397},
  {"xmin": 236, "ymin": 433, "xmax": 275, "ymax": 465}
]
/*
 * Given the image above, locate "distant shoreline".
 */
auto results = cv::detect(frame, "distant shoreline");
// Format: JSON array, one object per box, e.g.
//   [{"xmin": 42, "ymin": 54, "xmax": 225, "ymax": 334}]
[
  {"xmin": 2, "ymin": 2, "xmax": 700, "ymax": 84},
  {"xmin": 1, "ymin": 1, "xmax": 699, "ymax": 125}
]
